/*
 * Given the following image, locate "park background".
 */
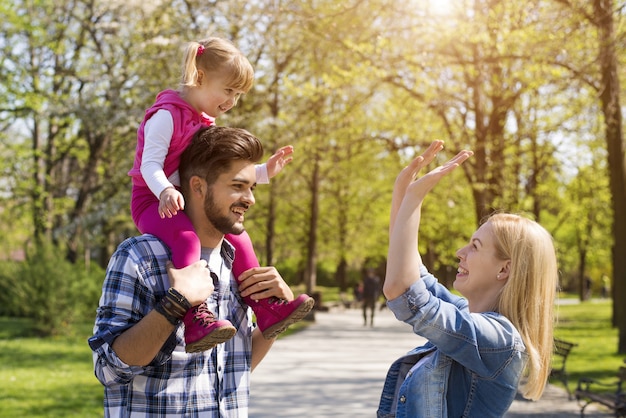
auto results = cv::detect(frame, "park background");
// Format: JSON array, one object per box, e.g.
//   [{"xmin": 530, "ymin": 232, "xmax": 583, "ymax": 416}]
[{"xmin": 1, "ymin": 0, "xmax": 626, "ymax": 415}]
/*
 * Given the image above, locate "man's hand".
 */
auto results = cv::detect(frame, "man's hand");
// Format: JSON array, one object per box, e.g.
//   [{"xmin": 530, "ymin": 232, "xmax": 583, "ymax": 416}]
[
  {"xmin": 237, "ymin": 266, "xmax": 295, "ymax": 302},
  {"xmin": 166, "ymin": 260, "xmax": 213, "ymax": 306}
]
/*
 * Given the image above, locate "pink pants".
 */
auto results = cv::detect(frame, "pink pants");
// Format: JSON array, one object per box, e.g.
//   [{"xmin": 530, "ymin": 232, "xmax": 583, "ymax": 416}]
[{"xmin": 131, "ymin": 184, "xmax": 258, "ymax": 276}]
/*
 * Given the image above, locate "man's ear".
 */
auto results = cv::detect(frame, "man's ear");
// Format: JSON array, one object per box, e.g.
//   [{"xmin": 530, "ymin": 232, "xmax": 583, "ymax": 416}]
[{"xmin": 189, "ymin": 176, "xmax": 206, "ymax": 197}]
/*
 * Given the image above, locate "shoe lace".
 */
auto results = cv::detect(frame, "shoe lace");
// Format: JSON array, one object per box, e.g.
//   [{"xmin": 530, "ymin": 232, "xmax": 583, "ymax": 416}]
[
  {"xmin": 268, "ymin": 296, "xmax": 288, "ymax": 305},
  {"xmin": 193, "ymin": 304, "xmax": 218, "ymax": 326}
]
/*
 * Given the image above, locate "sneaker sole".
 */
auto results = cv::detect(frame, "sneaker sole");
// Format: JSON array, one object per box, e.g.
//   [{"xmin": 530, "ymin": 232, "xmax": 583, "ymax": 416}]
[
  {"xmin": 261, "ymin": 297, "xmax": 315, "ymax": 340},
  {"xmin": 185, "ymin": 325, "xmax": 237, "ymax": 353}
]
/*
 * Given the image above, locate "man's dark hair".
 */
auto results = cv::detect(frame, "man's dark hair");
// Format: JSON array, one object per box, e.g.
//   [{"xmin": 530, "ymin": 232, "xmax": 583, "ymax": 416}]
[{"xmin": 179, "ymin": 126, "xmax": 264, "ymax": 197}]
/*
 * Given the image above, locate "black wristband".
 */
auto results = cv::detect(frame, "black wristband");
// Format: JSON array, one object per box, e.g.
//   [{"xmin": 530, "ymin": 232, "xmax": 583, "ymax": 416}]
[
  {"xmin": 167, "ymin": 288, "xmax": 191, "ymax": 310},
  {"xmin": 154, "ymin": 298, "xmax": 181, "ymax": 325}
]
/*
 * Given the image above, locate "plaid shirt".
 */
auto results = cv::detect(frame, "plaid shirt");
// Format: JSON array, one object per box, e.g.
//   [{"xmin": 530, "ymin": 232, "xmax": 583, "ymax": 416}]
[{"xmin": 89, "ymin": 235, "xmax": 253, "ymax": 417}]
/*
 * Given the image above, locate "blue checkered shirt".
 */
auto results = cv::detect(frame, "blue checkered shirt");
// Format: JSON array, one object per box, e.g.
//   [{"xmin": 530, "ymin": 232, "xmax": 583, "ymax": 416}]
[{"xmin": 89, "ymin": 235, "xmax": 253, "ymax": 417}]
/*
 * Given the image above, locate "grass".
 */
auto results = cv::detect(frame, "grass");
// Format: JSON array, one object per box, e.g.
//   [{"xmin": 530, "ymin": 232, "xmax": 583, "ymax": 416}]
[
  {"xmin": 0, "ymin": 293, "xmax": 621, "ymax": 417},
  {"xmin": 553, "ymin": 298, "xmax": 623, "ymax": 388},
  {"xmin": 0, "ymin": 319, "xmax": 103, "ymax": 418}
]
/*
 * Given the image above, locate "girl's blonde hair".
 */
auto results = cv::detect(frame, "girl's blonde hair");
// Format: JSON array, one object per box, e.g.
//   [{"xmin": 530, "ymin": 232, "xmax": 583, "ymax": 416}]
[
  {"xmin": 180, "ymin": 37, "xmax": 254, "ymax": 93},
  {"xmin": 489, "ymin": 213, "xmax": 558, "ymax": 401}
]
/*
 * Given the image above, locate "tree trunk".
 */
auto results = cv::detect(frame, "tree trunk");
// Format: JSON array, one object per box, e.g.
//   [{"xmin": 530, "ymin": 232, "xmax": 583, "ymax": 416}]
[
  {"xmin": 578, "ymin": 247, "xmax": 587, "ymax": 301},
  {"xmin": 305, "ymin": 156, "xmax": 320, "ymax": 296},
  {"xmin": 335, "ymin": 257, "xmax": 348, "ymax": 293},
  {"xmin": 594, "ymin": 0, "xmax": 626, "ymax": 353}
]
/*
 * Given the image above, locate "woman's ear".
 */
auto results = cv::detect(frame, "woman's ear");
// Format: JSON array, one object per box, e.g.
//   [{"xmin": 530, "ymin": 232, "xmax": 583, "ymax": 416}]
[
  {"xmin": 196, "ymin": 70, "xmax": 204, "ymax": 86},
  {"xmin": 497, "ymin": 260, "xmax": 511, "ymax": 281}
]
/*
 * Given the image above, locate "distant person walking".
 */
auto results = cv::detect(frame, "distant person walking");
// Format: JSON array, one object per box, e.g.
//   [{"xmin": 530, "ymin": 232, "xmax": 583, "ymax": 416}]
[{"xmin": 362, "ymin": 268, "xmax": 382, "ymax": 326}]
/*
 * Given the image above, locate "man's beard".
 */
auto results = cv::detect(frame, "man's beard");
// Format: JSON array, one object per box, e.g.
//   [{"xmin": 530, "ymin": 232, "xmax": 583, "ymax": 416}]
[{"xmin": 203, "ymin": 188, "xmax": 246, "ymax": 236}]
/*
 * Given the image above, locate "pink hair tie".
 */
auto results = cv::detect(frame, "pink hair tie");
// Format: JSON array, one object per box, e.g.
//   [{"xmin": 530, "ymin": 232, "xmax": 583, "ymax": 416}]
[{"xmin": 197, "ymin": 45, "xmax": 205, "ymax": 56}]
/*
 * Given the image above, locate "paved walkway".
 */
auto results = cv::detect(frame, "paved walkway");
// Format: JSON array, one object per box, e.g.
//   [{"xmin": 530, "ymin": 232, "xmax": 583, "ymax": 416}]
[{"xmin": 250, "ymin": 307, "xmax": 609, "ymax": 417}]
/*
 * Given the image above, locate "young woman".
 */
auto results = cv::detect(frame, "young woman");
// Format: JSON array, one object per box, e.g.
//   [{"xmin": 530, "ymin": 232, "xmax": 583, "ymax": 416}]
[{"xmin": 378, "ymin": 141, "xmax": 557, "ymax": 417}]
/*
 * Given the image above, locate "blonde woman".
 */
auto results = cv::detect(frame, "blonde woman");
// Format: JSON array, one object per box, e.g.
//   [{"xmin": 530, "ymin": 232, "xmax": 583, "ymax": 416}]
[{"xmin": 378, "ymin": 141, "xmax": 557, "ymax": 417}]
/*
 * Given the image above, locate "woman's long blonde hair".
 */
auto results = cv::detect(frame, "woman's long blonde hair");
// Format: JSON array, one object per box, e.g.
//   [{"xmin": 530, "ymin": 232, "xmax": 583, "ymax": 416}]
[{"xmin": 489, "ymin": 213, "xmax": 558, "ymax": 401}]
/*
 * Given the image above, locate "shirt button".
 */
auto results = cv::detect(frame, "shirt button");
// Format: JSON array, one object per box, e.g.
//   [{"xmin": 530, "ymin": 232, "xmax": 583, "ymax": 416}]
[{"xmin": 400, "ymin": 395, "xmax": 406, "ymax": 403}]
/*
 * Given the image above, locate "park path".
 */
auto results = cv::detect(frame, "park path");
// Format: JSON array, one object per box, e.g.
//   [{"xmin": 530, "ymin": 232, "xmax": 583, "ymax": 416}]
[{"xmin": 250, "ymin": 307, "xmax": 609, "ymax": 417}]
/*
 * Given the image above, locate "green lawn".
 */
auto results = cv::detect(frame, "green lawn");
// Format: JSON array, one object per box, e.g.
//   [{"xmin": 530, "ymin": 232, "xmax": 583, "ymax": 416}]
[
  {"xmin": 0, "ymin": 295, "xmax": 621, "ymax": 417},
  {"xmin": 553, "ymin": 298, "xmax": 623, "ymax": 388},
  {"xmin": 0, "ymin": 319, "xmax": 102, "ymax": 418}
]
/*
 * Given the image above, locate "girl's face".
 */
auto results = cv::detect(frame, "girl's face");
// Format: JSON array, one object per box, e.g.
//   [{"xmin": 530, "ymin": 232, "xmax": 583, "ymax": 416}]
[
  {"xmin": 454, "ymin": 221, "xmax": 508, "ymax": 301},
  {"xmin": 191, "ymin": 71, "xmax": 246, "ymax": 118}
]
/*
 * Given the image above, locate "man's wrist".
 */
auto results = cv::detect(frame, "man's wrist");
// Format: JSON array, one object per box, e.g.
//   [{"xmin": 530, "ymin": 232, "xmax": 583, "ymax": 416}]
[
  {"xmin": 154, "ymin": 288, "xmax": 192, "ymax": 325},
  {"xmin": 166, "ymin": 288, "xmax": 192, "ymax": 310},
  {"xmin": 154, "ymin": 298, "xmax": 182, "ymax": 325}
]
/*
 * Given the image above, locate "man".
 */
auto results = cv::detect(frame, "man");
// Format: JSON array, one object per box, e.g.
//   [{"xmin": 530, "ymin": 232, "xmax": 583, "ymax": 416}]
[
  {"xmin": 362, "ymin": 268, "xmax": 382, "ymax": 327},
  {"xmin": 89, "ymin": 126, "xmax": 296, "ymax": 417}
]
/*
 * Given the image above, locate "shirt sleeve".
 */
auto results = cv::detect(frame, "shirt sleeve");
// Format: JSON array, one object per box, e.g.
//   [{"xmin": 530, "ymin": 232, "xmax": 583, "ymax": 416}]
[
  {"xmin": 255, "ymin": 163, "xmax": 270, "ymax": 184},
  {"xmin": 388, "ymin": 264, "xmax": 521, "ymax": 377},
  {"xmin": 141, "ymin": 109, "xmax": 176, "ymax": 198},
  {"xmin": 90, "ymin": 238, "xmax": 176, "ymax": 386}
]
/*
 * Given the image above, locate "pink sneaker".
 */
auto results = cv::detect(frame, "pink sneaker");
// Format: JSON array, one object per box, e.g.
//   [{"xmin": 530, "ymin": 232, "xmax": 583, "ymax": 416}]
[
  {"xmin": 245, "ymin": 294, "xmax": 315, "ymax": 339},
  {"xmin": 183, "ymin": 302, "xmax": 236, "ymax": 353}
]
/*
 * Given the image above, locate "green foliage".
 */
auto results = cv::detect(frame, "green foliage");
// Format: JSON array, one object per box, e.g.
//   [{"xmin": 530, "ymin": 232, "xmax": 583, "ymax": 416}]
[
  {"xmin": 0, "ymin": 242, "xmax": 103, "ymax": 336},
  {"xmin": 0, "ymin": 1, "xmax": 623, "ymax": 341}
]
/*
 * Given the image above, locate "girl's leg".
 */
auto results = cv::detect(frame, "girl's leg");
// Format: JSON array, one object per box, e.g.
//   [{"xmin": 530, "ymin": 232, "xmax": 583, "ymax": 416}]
[
  {"xmin": 226, "ymin": 230, "xmax": 315, "ymax": 340},
  {"xmin": 136, "ymin": 201, "xmax": 200, "ymax": 269},
  {"xmin": 135, "ymin": 195, "xmax": 235, "ymax": 352},
  {"xmin": 226, "ymin": 230, "xmax": 259, "ymax": 279}
]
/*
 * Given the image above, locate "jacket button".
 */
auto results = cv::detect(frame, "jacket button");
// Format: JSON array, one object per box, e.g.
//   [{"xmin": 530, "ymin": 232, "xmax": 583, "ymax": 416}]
[{"xmin": 400, "ymin": 395, "xmax": 406, "ymax": 403}]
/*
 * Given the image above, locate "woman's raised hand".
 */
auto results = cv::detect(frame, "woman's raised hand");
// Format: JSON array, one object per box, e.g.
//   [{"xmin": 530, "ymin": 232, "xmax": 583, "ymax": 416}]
[
  {"xmin": 404, "ymin": 145, "xmax": 473, "ymax": 202},
  {"xmin": 390, "ymin": 141, "xmax": 472, "ymax": 233}
]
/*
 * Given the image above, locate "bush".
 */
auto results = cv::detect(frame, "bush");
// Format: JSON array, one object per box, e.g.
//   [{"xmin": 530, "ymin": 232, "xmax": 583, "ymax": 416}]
[{"xmin": 0, "ymin": 242, "xmax": 104, "ymax": 336}]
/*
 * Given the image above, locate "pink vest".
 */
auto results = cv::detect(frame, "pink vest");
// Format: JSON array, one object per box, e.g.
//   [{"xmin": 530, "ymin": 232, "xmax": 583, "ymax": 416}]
[{"xmin": 128, "ymin": 89, "xmax": 214, "ymax": 187}]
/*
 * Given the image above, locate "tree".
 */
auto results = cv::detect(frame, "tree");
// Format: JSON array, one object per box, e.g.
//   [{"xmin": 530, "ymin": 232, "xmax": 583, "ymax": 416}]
[
  {"xmin": 594, "ymin": 0, "xmax": 626, "ymax": 351},
  {"xmin": 552, "ymin": 0, "xmax": 626, "ymax": 352},
  {"xmin": 0, "ymin": 0, "xmax": 180, "ymax": 263}
]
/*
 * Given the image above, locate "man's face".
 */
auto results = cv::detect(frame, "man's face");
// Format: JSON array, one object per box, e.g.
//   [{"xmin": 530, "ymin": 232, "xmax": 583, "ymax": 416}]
[{"xmin": 203, "ymin": 160, "xmax": 256, "ymax": 236}]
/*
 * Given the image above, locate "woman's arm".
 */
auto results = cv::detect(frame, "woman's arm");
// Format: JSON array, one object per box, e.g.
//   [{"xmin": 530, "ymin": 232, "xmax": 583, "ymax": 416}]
[{"xmin": 384, "ymin": 143, "xmax": 472, "ymax": 301}]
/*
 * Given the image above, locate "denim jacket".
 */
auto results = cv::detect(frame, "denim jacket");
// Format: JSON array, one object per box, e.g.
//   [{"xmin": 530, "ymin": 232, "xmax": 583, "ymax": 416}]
[{"xmin": 377, "ymin": 266, "xmax": 528, "ymax": 418}]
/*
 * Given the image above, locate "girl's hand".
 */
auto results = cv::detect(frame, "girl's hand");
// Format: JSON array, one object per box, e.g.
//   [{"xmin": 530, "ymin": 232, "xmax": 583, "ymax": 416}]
[
  {"xmin": 159, "ymin": 187, "xmax": 185, "ymax": 218},
  {"xmin": 265, "ymin": 145, "xmax": 294, "ymax": 178}
]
